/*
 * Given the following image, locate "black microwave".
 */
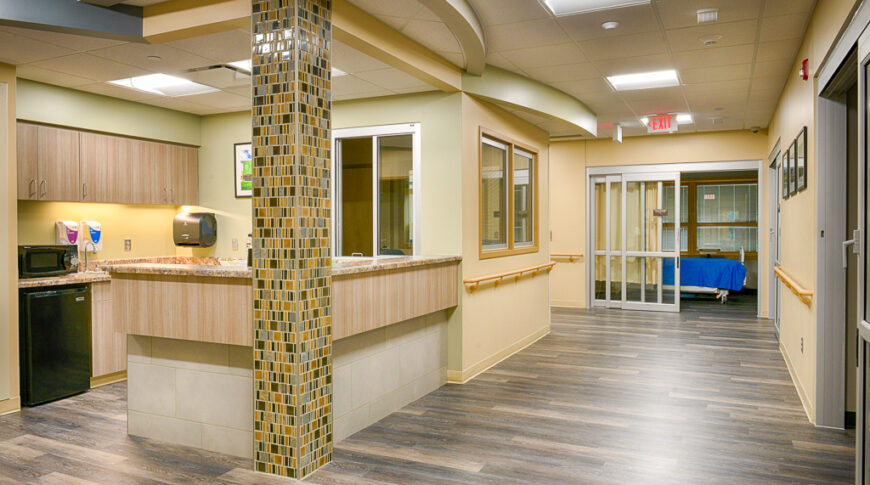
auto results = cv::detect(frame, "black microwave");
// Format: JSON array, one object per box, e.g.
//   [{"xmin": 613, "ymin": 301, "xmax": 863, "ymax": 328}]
[{"xmin": 18, "ymin": 245, "xmax": 79, "ymax": 279}]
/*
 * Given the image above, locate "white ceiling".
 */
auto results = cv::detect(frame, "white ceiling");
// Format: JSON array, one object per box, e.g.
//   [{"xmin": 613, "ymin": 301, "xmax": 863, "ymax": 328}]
[
  {"xmin": 0, "ymin": 24, "xmax": 436, "ymax": 116},
  {"xmin": 471, "ymin": 0, "xmax": 816, "ymax": 137}
]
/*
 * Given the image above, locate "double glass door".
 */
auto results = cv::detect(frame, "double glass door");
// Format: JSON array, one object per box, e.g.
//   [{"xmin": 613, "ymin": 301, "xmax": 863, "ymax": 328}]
[{"xmin": 591, "ymin": 172, "xmax": 681, "ymax": 312}]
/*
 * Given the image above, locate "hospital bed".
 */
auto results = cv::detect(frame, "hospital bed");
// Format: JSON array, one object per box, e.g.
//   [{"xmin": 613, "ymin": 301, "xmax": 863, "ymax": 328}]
[{"xmin": 662, "ymin": 249, "xmax": 748, "ymax": 303}]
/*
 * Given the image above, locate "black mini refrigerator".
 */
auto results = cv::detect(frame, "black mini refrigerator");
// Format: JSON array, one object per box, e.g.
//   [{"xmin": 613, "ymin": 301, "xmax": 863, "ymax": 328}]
[{"xmin": 19, "ymin": 284, "xmax": 92, "ymax": 406}]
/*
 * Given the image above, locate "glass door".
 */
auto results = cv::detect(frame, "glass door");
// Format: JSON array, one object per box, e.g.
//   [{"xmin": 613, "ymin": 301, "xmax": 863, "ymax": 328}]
[
  {"xmin": 857, "ymin": 28, "xmax": 870, "ymax": 484},
  {"xmin": 590, "ymin": 172, "xmax": 680, "ymax": 312}
]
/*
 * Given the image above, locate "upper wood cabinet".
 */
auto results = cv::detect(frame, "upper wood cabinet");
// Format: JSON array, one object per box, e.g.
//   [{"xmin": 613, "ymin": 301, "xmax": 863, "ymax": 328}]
[
  {"xmin": 17, "ymin": 123, "xmax": 81, "ymax": 201},
  {"xmin": 20, "ymin": 121, "xmax": 199, "ymax": 206}
]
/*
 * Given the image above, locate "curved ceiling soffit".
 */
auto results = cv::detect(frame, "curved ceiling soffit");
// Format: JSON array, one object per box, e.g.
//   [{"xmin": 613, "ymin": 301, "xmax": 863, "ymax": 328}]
[
  {"xmin": 417, "ymin": 0, "xmax": 486, "ymax": 76},
  {"xmin": 462, "ymin": 66, "xmax": 598, "ymax": 138}
]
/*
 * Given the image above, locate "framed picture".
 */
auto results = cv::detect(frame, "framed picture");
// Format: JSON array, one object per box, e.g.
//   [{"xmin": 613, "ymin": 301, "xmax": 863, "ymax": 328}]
[
  {"xmin": 782, "ymin": 147, "xmax": 790, "ymax": 199},
  {"xmin": 788, "ymin": 140, "xmax": 797, "ymax": 196},
  {"xmin": 796, "ymin": 126, "xmax": 807, "ymax": 192},
  {"xmin": 234, "ymin": 142, "xmax": 253, "ymax": 198}
]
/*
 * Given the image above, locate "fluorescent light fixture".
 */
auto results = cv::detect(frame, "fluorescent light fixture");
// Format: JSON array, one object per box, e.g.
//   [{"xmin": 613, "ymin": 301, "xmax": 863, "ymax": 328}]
[
  {"xmin": 601, "ymin": 21, "xmax": 620, "ymax": 30},
  {"xmin": 676, "ymin": 113, "xmax": 693, "ymax": 124},
  {"xmin": 606, "ymin": 69, "xmax": 679, "ymax": 90},
  {"xmin": 108, "ymin": 74, "xmax": 218, "ymax": 97},
  {"xmin": 228, "ymin": 59, "xmax": 252, "ymax": 72},
  {"xmin": 542, "ymin": 0, "xmax": 649, "ymax": 16},
  {"xmin": 697, "ymin": 8, "xmax": 718, "ymax": 24}
]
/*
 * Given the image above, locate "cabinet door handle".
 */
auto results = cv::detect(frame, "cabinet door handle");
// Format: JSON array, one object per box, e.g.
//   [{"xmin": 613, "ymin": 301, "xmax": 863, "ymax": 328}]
[
  {"xmin": 170, "ymin": 188, "xmax": 174, "ymax": 202},
  {"xmin": 29, "ymin": 179, "xmax": 35, "ymax": 198},
  {"xmin": 39, "ymin": 180, "xmax": 46, "ymax": 198},
  {"xmin": 163, "ymin": 187, "xmax": 167, "ymax": 201},
  {"xmin": 83, "ymin": 182, "xmax": 88, "ymax": 199}
]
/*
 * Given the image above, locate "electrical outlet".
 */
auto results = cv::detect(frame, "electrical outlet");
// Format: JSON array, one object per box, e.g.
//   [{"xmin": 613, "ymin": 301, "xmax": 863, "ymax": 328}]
[
  {"xmin": 124, "ymin": 239, "xmax": 132, "ymax": 252},
  {"xmin": 801, "ymin": 337, "xmax": 804, "ymax": 353},
  {"xmin": 232, "ymin": 238, "xmax": 239, "ymax": 251}
]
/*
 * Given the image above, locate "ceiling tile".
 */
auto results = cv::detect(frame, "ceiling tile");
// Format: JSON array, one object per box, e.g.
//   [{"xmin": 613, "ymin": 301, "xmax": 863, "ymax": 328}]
[
  {"xmin": 763, "ymin": 0, "xmax": 816, "ymax": 17},
  {"xmin": 143, "ymin": 96, "xmax": 216, "ymax": 115},
  {"xmin": 333, "ymin": 41, "xmax": 392, "ymax": 73},
  {"xmin": 695, "ymin": 118, "xmax": 745, "ymax": 131},
  {"xmin": 29, "ymin": 53, "xmax": 151, "ymax": 82},
  {"xmin": 401, "ymin": 19, "xmax": 462, "ymax": 54},
  {"xmin": 414, "ymin": 5, "xmax": 442, "ymax": 21},
  {"xmin": 549, "ymin": 78, "xmax": 615, "ymax": 98},
  {"xmin": 334, "ymin": 74, "xmax": 391, "ymax": 97},
  {"xmin": 16, "ymin": 65, "xmax": 95, "ymax": 88},
  {"xmin": 759, "ymin": 13, "xmax": 810, "ymax": 42},
  {"xmin": 165, "ymin": 29, "xmax": 252, "ymax": 64},
  {"xmin": 354, "ymin": 68, "xmax": 433, "ymax": 91},
  {"xmin": 665, "ymin": 20, "xmax": 759, "ymax": 52},
  {"xmin": 753, "ymin": 59, "xmax": 792, "ymax": 79},
  {"xmin": 73, "ymin": 82, "xmax": 154, "ymax": 102},
  {"xmin": 683, "ymin": 79, "xmax": 751, "ymax": 96},
  {"xmin": 591, "ymin": 54, "xmax": 673, "ymax": 77},
  {"xmin": 579, "ymin": 31, "xmax": 668, "ymax": 61},
  {"xmin": 555, "ymin": 4, "xmax": 659, "ymax": 42},
  {"xmin": 374, "ymin": 15, "xmax": 411, "ymax": 31},
  {"xmin": 468, "ymin": 0, "xmax": 551, "ymax": 26},
  {"xmin": 0, "ymin": 29, "xmax": 76, "ymax": 65},
  {"xmin": 523, "ymin": 62, "xmax": 601, "ymax": 84},
  {"xmin": 485, "ymin": 53, "xmax": 523, "ymax": 74},
  {"xmin": 756, "ymin": 38, "xmax": 801, "ymax": 62},
  {"xmin": 655, "ymin": 0, "xmax": 763, "ymax": 29},
  {"xmin": 0, "ymin": 25, "xmax": 126, "ymax": 52},
  {"xmin": 436, "ymin": 50, "xmax": 466, "ymax": 68},
  {"xmin": 680, "ymin": 63, "xmax": 753, "ymax": 83},
  {"xmin": 88, "ymin": 42, "xmax": 215, "ymax": 74},
  {"xmin": 500, "ymin": 43, "xmax": 587, "ymax": 70},
  {"xmin": 486, "ymin": 19, "xmax": 570, "ymax": 52},
  {"xmin": 346, "ymin": 0, "xmax": 423, "ymax": 19},
  {"xmin": 620, "ymin": 86, "xmax": 688, "ymax": 114},
  {"xmin": 182, "ymin": 91, "xmax": 250, "ymax": 109},
  {"xmin": 673, "ymin": 44, "xmax": 755, "ymax": 70}
]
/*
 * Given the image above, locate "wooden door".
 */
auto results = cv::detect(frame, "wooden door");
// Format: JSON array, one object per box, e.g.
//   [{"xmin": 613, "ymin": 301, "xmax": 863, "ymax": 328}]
[
  {"xmin": 169, "ymin": 145, "xmax": 198, "ymax": 205},
  {"xmin": 38, "ymin": 125, "xmax": 80, "ymax": 201},
  {"xmin": 16, "ymin": 122, "xmax": 38, "ymax": 200},
  {"xmin": 132, "ymin": 140, "xmax": 168, "ymax": 205},
  {"xmin": 79, "ymin": 132, "xmax": 113, "ymax": 202},
  {"xmin": 91, "ymin": 281, "xmax": 126, "ymax": 378},
  {"xmin": 112, "ymin": 136, "xmax": 137, "ymax": 203}
]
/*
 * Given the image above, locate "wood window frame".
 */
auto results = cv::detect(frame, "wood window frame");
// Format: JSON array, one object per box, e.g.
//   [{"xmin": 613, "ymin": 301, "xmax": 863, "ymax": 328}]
[
  {"xmin": 663, "ymin": 176, "xmax": 758, "ymax": 261},
  {"xmin": 479, "ymin": 128, "xmax": 539, "ymax": 260}
]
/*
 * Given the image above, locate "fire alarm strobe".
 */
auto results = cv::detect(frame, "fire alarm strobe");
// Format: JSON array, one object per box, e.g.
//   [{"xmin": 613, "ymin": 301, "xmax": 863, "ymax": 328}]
[{"xmin": 799, "ymin": 58, "xmax": 809, "ymax": 81}]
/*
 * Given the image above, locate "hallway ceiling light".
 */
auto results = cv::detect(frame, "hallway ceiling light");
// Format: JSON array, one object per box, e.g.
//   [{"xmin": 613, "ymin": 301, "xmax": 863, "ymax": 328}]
[
  {"xmin": 676, "ymin": 113, "xmax": 693, "ymax": 124},
  {"xmin": 229, "ymin": 59, "xmax": 347, "ymax": 78},
  {"xmin": 697, "ymin": 8, "xmax": 718, "ymax": 24},
  {"xmin": 542, "ymin": 0, "xmax": 650, "ymax": 16},
  {"xmin": 108, "ymin": 74, "xmax": 218, "ymax": 97},
  {"xmin": 601, "ymin": 21, "xmax": 620, "ymax": 30},
  {"xmin": 607, "ymin": 69, "xmax": 679, "ymax": 90}
]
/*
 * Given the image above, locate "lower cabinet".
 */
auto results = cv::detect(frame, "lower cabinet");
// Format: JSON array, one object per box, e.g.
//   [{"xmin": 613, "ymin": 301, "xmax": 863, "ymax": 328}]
[{"xmin": 91, "ymin": 281, "xmax": 126, "ymax": 380}]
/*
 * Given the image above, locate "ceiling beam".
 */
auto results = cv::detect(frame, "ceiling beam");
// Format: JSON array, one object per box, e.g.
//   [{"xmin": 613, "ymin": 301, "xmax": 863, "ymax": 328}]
[
  {"xmin": 417, "ymin": 0, "xmax": 486, "ymax": 76},
  {"xmin": 0, "ymin": 0, "xmax": 143, "ymax": 42},
  {"xmin": 142, "ymin": 0, "xmax": 248, "ymax": 44}
]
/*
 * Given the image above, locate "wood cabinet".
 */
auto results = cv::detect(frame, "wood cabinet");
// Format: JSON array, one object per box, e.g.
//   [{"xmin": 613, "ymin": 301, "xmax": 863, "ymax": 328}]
[
  {"xmin": 20, "ymin": 121, "xmax": 199, "ymax": 205},
  {"xmin": 17, "ymin": 123, "xmax": 81, "ymax": 201},
  {"xmin": 91, "ymin": 281, "xmax": 126, "ymax": 379}
]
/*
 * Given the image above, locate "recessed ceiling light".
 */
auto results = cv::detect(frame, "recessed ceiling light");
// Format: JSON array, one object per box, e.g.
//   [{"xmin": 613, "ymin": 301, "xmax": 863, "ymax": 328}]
[
  {"xmin": 676, "ymin": 113, "xmax": 693, "ymax": 124},
  {"xmin": 542, "ymin": 0, "xmax": 650, "ymax": 16},
  {"xmin": 228, "ymin": 59, "xmax": 251, "ymax": 72},
  {"xmin": 607, "ymin": 69, "xmax": 679, "ymax": 90},
  {"xmin": 332, "ymin": 67, "xmax": 348, "ymax": 77},
  {"xmin": 601, "ymin": 21, "xmax": 620, "ymax": 30},
  {"xmin": 697, "ymin": 8, "xmax": 718, "ymax": 23},
  {"xmin": 108, "ymin": 74, "xmax": 218, "ymax": 97}
]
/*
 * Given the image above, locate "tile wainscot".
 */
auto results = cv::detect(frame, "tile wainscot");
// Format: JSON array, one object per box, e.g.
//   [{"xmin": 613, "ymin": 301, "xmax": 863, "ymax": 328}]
[{"xmin": 103, "ymin": 256, "xmax": 460, "ymax": 458}]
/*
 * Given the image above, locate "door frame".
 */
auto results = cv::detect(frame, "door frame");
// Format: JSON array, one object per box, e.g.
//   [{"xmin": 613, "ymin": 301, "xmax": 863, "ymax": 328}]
[
  {"xmin": 585, "ymin": 160, "xmax": 764, "ymax": 316},
  {"xmin": 768, "ymin": 140, "xmax": 781, "ymax": 336}
]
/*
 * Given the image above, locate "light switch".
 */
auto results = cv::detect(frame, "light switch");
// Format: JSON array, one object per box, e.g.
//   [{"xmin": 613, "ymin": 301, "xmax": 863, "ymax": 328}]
[
  {"xmin": 232, "ymin": 238, "xmax": 239, "ymax": 251},
  {"xmin": 124, "ymin": 239, "xmax": 132, "ymax": 252}
]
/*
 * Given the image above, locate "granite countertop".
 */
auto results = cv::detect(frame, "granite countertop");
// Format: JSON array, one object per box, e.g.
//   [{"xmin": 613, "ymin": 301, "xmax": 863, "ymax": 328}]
[
  {"xmin": 102, "ymin": 255, "xmax": 462, "ymax": 278},
  {"xmin": 18, "ymin": 271, "xmax": 111, "ymax": 289}
]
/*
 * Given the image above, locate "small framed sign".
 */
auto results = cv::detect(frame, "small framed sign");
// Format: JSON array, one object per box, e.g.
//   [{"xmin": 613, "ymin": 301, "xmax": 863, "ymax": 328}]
[
  {"xmin": 796, "ymin": 126, "xmax": 807, "ymax": 192},
  {"xmin": 234, "ymin": 142, "xmax": 253, "ymax": 198},
  {"xmin": 782, "ymin": 147, "xmax": 790, "ymax": 199}
]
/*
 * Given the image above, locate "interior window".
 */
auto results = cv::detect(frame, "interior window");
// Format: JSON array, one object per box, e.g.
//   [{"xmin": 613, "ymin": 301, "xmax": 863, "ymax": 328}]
[
  {"xmin": 481, "ymin": 139, "xmax": 508, "ymax": 250},
  {"xmin": 338, "ymin": 137, "xmax": 373, "ymax": 256},
  {"xmin": 513, "ymin": 149, "xmax": 534, "ymax": 247},
  {"xmin": 378, "ymin": 135, "xmax": 413, "ymax": 256}
]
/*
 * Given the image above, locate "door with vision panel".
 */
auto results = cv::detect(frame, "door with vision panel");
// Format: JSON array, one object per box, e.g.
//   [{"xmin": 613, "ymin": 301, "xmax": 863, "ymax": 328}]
[{"xmin": 857, "ymin": 29, "xmax": 870, "ymax": 484}]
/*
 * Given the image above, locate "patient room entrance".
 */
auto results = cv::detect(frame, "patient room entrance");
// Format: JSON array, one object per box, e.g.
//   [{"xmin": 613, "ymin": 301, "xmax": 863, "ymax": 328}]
[{"xmin": 588, "ymin": 161, "xmax": 762, "ymax": 315}]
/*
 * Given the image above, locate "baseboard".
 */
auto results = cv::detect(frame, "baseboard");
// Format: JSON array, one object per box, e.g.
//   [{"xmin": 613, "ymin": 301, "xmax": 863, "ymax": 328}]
[
  {"xmin": 91, "ymin": 370, "xmax": 127, "ymax": 388},
  {"xmin": 550, "ymin": 300, "xmax": 585, "ymax": 309},
  {"xmin": 447, "ymin": 326, "xmax": 550, "ymax": 384},
  {"xmin": 0, "ymin": 397, "xmax": 21, "ymax": 416},
  {"xmin": 780, "ymin": 342, "xmax": 814, "ymax": 423}
]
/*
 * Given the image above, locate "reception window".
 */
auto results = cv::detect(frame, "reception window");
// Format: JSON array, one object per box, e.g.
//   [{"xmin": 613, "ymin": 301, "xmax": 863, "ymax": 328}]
[
  {"xmin": 480, "ymin": 131, "xmax": 537, "ymax": 258},
  {"xmin": 333, "ymin": 124, "xmax": 420, "ymax": 257}
]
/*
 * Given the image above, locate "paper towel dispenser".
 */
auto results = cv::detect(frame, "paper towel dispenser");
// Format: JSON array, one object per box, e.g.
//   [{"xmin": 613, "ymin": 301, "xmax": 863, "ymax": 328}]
[{"xmin": 173, "ymin": 213, "xmax": 217, "ymax": 247}]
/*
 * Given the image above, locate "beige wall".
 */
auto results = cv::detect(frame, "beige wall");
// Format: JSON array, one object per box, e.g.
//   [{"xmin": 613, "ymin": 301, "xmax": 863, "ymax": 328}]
[
  {"xmin": 0, "ymin": 63, "xmax": 17, "ymax": 412},
  {"xmin": 454, "ymin": 93, "xmax": 551, "ymax": 381},
  {"xmin": 765, "ymin": 0, "xmax": 860, "ymax": 422},
  {"xmin": 549, "ymin": 131, "xmax": 768, "ymax": 308}
]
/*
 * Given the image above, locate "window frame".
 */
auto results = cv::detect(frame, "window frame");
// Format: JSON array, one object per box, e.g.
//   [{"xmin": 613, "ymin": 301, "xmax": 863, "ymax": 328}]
[
  {"xmin": 662, "ymin": 176, "xmax": 759, "ymax": 260},
  {"xmin": 479, "ymin": 128, "xmax": 539, "ymax": 259},
  {"xmin": 332, "ymin": 123, "xmax": 422, "ymax": 258}
]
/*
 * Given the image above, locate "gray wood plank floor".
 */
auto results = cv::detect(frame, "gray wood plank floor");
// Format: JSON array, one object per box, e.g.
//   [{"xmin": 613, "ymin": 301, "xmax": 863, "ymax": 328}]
[{"xmin": 0, "ymin": 296, "xmax": 855, "ymax": 484}]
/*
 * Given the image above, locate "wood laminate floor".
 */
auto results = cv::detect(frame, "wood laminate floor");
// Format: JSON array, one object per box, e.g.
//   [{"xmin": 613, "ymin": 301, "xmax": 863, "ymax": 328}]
[{"xmin": 0, "ymin": 299, "xmax": 855, "ymax": 484}]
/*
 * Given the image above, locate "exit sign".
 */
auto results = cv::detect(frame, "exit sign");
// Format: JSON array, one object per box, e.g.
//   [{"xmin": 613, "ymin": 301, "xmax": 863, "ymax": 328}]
[{"xmin": 647, "ymin": 115, "xmax": 677, "ymax": 134}]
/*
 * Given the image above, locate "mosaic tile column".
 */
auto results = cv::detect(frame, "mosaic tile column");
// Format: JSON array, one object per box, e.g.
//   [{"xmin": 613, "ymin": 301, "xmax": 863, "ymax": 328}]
[{"xmin": 251, "ymin": 0, "xmax": 332, "ymax": 479}]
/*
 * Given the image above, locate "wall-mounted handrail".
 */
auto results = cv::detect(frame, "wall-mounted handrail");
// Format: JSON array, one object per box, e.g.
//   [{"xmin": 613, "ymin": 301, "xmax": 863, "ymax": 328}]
[
  {"xmin": 774, "ymin": 266, "xmax": 813, "ymax": 308},
  {"xmin": 464, "ymin": 262, "xmax": 556, "ymax": 292},
  {"xmin": 552, "ymin": 253, "xmax": 584, "ymax": 262}
]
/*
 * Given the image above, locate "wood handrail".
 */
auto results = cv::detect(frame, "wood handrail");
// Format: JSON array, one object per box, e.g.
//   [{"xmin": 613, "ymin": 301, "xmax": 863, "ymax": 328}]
[
  {"xmin": 464, "ymin": 262, "xmax": 556, "ymax": 292},
  {"xmin": 774, "ymin": 266, "xmax": 813, "ymax": 308},
  {"xmin": 552, "ymin": 253, "xmax": 584, "ymax": 262}
]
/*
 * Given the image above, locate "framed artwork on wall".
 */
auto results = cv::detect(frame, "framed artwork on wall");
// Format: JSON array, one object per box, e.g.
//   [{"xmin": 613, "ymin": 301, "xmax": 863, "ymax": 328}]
[
  {"xmin": 234, "ymin": 142, "xmax": 253, "ymax": 198},
  {"xmin": 788, "ymin": 140, "xmax": 798, "ymax": 196},
  {"xmin": 796, "ymin": 126, "xmax": 807, "ymax": 192},
  {"xmin": 782, "ymin": 146, "xmax": 790, "ymax": 199}
]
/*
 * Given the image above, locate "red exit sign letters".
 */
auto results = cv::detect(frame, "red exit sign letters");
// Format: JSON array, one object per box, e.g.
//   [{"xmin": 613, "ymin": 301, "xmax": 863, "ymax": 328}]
[{"xmin": 647, "ymin": 115, "xmax": 677, "ymax": 134}]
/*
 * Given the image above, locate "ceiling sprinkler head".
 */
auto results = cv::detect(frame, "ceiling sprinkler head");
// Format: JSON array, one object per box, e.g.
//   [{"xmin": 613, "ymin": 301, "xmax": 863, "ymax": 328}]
[{"xmin": 699, "ymin": 34, "xmax": 723, "ymax": 47}]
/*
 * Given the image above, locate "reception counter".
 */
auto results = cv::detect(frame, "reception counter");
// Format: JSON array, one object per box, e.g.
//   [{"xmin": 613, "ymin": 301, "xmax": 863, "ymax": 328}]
[{"xmin": 104, "ymin": 256, "xmax": 460, "ymax": 457}]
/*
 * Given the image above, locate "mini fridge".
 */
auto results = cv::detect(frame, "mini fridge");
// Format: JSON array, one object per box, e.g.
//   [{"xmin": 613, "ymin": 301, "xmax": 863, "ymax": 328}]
[{"xmin": 19, "ymin": 284, "xmax": 91, "ymax": 406}]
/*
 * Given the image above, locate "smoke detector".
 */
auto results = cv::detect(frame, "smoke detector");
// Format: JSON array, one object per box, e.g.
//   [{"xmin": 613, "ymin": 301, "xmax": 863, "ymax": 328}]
[
  {"xmin": 699, "ymin": 34, "xmax": 722, "ymax": 47},
  {"xmin": 697, "ymin": 8, "xmax": 718, "ymax": 23},
  {"xmin": 601, "ymin": 21, "xmax": 620, "ymax": 30}
]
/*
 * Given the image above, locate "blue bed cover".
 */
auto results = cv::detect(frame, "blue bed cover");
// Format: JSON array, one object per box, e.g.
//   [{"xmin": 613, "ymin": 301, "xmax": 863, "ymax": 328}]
[{"xmin": 663, "ymin": 257, "xmax": 746, "ymax": 291}]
